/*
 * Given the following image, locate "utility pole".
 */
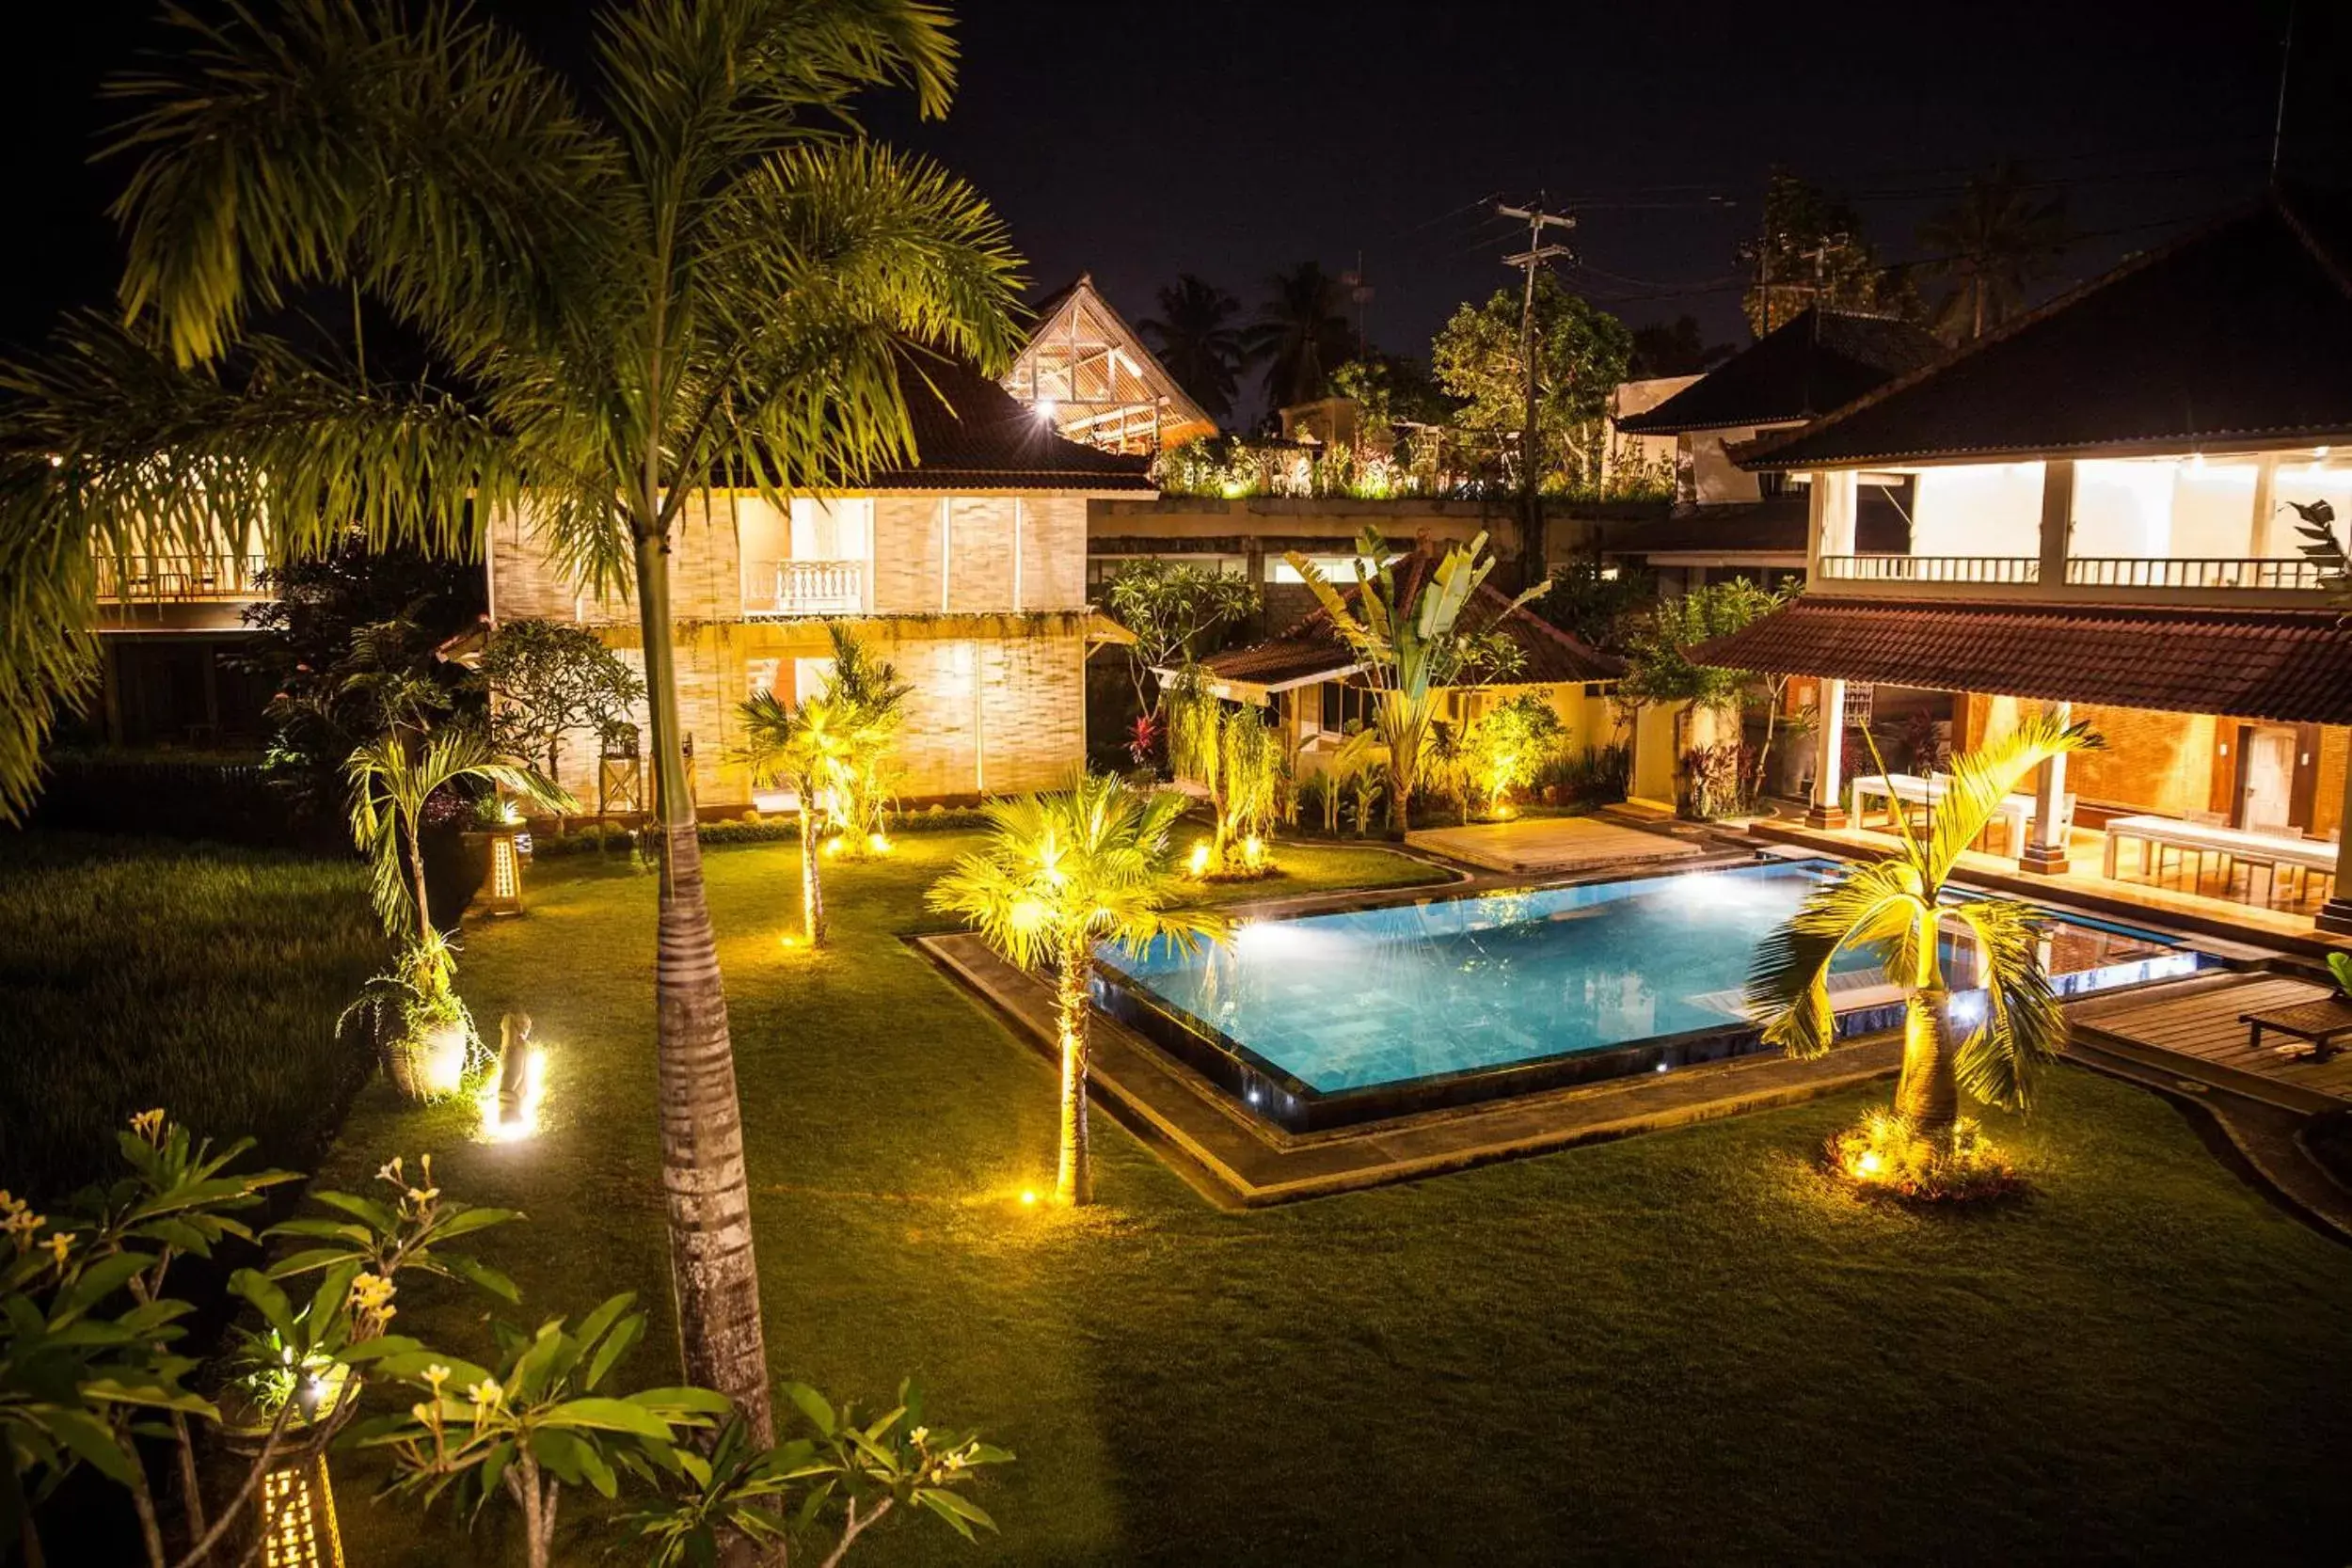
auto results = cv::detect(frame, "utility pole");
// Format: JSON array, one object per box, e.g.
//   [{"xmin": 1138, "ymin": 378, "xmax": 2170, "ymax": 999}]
[{"xmin": 1499, "ymin": 199, "xmax": 1575, "ymax": 587}]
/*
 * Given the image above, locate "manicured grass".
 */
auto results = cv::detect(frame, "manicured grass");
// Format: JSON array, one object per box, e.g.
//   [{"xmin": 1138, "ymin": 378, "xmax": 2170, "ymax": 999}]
[
  {"xmin": 303, "ymin": 833, "xmax": 2352, "ymax": 1565},
  {"xmin": 0, "ymin": 831, "xmax": 383, "ymax": 1199}
]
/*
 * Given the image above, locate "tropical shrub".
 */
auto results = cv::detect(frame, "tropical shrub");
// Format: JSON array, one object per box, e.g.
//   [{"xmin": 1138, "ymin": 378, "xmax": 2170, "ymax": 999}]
[
  {"xmin": 1463, "ymin": 695, "xmax": 1565, "ymax": 816},
  {"xmin": 1, "ymin": 1115, "xmax": 1009, "ymax": 1568}
]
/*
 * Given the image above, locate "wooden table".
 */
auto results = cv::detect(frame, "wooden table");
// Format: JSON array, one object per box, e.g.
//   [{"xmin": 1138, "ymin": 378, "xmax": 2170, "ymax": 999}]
[
  {"xmin": 2102, "ymin": 815, "xmax": 2338, "ymax": 902},
  {"xmin": 1849, "ymin": 773, "xmax": 2033, "ymax": 858},
  {"xmin": 2240, "ymin": 997, "xmax": 2352, "ymax": 1062}
]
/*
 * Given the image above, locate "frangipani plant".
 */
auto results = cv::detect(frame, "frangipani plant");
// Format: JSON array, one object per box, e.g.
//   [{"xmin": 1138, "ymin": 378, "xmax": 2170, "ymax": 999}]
[
  {"xmin": 928, "ymin": 776, "xmax": 1226, "ymax": 1205},
  {"xmin": 1747, "ymin": 714, "xmax": 2102, "ymax": 1181},
  {"xmin": 1288, "ymin": 526, "xmax": 1539, "ymax": 833}
]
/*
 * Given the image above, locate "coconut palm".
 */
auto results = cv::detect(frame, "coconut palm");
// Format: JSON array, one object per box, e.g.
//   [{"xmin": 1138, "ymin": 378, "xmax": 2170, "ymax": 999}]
[
  {"xmin": 1247, "ymin": 262, "xmax": 1353, "ymax": 411},
  {"xmin": 346, "ymin": 723, "xmax": 571, "ymax": 953},
  {"xmin": 739, "ymin": 688, "xmax": 854, "ymax": 946},
  {"xmin": 1917, "ymin": 161, "xmax": 2070, "ymax": 343},
  {"xmin": 1137, "ymin": 275, "xmax": 1244, "ymax": 420},
  {"xmin": 0, "ymin": 0, "xmax": 1023, "ymax": 1438},
  {"xmin": 1289, "ymin": 527, "xmax": 1540, "ymax": 834},
  {"xmin": 927, "ymin": 775, "xmax": 1224, "ymax": 1205},
  {"xmin": 1746, "ymin": 714, "xmax": 2101, "ymax": 1153}
]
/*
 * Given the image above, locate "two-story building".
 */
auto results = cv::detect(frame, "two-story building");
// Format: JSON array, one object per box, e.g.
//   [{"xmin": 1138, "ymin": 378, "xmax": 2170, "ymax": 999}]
[
  {"xmin": 1693, "ymin": 190, "xmax": 2352, "ymax": 938},
  {"xmin": 77, "ymin": 533, "xmax": 278, "ymax": 750},
  {"xmin": 1601, "ymin": 308, "xmax": 1945, "ymax": 595},
  {"xmin": 486, "ymin": 355, "xmax": 1155, "ymax": 812}
]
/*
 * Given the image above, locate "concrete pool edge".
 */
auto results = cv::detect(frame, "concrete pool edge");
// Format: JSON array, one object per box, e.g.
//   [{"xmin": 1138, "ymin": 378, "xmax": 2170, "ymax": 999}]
[{"xmin": 918, "ymin": 928, "xmax": 1907, "ymax": 1206}]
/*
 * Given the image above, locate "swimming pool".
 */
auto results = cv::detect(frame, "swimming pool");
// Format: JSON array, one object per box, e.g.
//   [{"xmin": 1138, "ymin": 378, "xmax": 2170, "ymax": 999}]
[{"xmin": 1092, "ymin": 857, "xmax": 2217, "ymax": 1132}]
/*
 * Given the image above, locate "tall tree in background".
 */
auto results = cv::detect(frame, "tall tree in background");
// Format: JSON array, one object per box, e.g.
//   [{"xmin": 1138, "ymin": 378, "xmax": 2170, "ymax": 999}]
[
  {"xmin": 1738, "ymin": 169, "xmax": 1895, "ymax": 338},
  {"xmin": 1248, "ymin": 262, "xmax": 1353, "ymax": 411},
  {"xmin": 1431, "ymin": 273, "xmax": 1632, "ymax": 493},
  {"xmin": 237, "ymin": 532, "xmax": 484, "ymax": 814},
  {"xmin": 1137, "ymin": 275, "xmax": 1244, "ymax": 421},
  {"xmin": 1628, "ymin": 315, "xmax": 1735, "ymax": 378},
  {"xmin": 1918, "ymin": 161, "xmax": 2071, "ymax": 343},
  {"xmin": 0, "ymin": 0, "xmax": 1024, "ymax": 1442}
]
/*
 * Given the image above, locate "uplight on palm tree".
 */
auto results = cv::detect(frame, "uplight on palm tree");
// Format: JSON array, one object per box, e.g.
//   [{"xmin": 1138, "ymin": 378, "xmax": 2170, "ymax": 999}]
[
  {"xmin": 0, "ymin": 0, "xmax": 1025, "ymax": 1440},
  {"xmin": 1289, "ymin": 527, "xmax": 1539, "ymax": 834},
  {"xmin": 927, "ymin": 776, "xmax": 1225, "ymax": 1206},
  {"xmin": 1747, "ymin": 715, "xmax": 2101, "ymax": 1177}
]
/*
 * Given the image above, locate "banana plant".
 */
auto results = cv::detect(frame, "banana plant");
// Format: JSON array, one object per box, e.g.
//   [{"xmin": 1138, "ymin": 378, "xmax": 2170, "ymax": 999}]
[{"xmin": 1288, "ymin": 526, "xmax": 1545, "ymax": 832}]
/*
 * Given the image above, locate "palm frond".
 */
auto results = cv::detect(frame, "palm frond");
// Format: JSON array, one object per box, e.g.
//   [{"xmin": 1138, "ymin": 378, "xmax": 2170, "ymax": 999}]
[
  {"xmin": 108, "ymin": 0, "xmax": 620, "ymax": 370},
  {"xmin": 1748, "ymin": 859, "xmax": 1929, "ymax": 1058},
  {"xmin": 1926, "ymin": 713, "xmax": 2102, "ymax": 883},
  {"xmin": 1945, "ymin": 896, "xmax": 2066, "ymax": 1110}
]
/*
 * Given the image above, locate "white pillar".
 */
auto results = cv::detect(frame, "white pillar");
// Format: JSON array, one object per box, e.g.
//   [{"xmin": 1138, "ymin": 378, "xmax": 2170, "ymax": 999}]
[
  {"xmin": 1806, "ymin": 677, "xmax": 1848, "ymax": 828},
  {"xmin": 2316, "ymin": 757, "xmax": 2352, "ymax": 936},
  {"xmin": 2021, "ymin": 699, "xmax": 2072, "ymax": 875}
]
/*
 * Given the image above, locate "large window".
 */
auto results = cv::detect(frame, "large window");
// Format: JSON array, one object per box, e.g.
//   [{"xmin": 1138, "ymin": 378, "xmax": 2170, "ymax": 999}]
[{"xmin": 1910, "ymin": 463, "xmax": 2042, "ymax": 558}]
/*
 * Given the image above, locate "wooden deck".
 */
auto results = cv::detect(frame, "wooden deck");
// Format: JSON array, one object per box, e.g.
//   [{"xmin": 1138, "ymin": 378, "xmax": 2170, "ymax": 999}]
[
  {"xmin": 1405, "ymin": 815, "xmax": 1705, "ymax": 876},
  {"xmin": 2068, "ymin": 971, "xmax": 2352, "ymax": 1112}
]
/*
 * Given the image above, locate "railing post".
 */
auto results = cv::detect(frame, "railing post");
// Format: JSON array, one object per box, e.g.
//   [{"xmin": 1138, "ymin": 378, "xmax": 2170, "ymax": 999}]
[{"xmin": 2038, "ymin": 458, "xmax": 2074, "ymax": 588}]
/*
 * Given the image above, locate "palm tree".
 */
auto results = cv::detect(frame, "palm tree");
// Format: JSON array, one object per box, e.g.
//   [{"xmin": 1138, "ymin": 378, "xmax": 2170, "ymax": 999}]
[
  {"xmin": 1917, "ymin": 161, "xmax": 2070, "ymax": 343},
  {"xmin": 0, "ymin": 0, "xmax": 1023, "ymax": 1440},
  {"xmin": 1137, "ymin": 275, "xmax": 1243, "ymax": 420},
  {"xmin": 927, "ymin": 776, "xmax": 1223, "ymax": 1205},
  {"xmin": 820, "ymin": 623, "xmax": 914, "ymax": 849},
  {"xmin": 1747, "ymin": 715, "xmax": 2101, "ymax": 1154},
  {"xmin": 1247, "ymin": 262, "xmax": 1353, "ymax": 411},
  {"xmin": 346, "ymin": 724, "xmax": 571, "ymax": 955},
  {"xmin": 1290, "ymin": 528, "xmax": 1541, "ymax": 834},
  {"xmin": 739, "ymin": 688, "xmax": 853, "ymax": 947}
]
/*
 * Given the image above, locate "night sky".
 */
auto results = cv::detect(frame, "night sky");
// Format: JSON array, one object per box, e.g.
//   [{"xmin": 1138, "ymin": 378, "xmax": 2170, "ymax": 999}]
[{"xmin": 9, "ymin": 0, "xmax": 2345, "ymax": 410}]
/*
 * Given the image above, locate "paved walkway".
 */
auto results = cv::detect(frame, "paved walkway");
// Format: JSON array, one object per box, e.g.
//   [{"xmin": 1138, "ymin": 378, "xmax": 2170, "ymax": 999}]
[{"xmin": 1405, "ymin": 815, "xmax": 1707, "ymax": 877}]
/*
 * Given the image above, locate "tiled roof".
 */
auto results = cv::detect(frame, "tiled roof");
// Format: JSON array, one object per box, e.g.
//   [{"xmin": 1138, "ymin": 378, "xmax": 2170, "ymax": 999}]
[
  {"xmin": 1200, "ymin": 559, "xmax": 1624, "ymax": 690},
  {"xmin": 869, "ymin": 349, "xmax": 1157, "ymax": 490},
  {"xmin": 1740, "ymin": 189, "xmax": 2352, "ymax": 470},
  {"xmin": 1689, "ymin": 596, "xmax": 2352, "ymax": 724},
  {"xmin": 1601, "ymin": 493, "xmax": 1907, "ymax": 558},
  {"xmin": 1613, "ymin": 309, "xmax": 1945, "ymax": 436}
]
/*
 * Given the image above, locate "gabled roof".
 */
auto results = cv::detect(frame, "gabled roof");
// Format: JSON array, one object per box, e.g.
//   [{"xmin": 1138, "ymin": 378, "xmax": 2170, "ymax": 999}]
[
  {"xmin": 1613, "ymin": 309, "xmax": 1945, "ymax": 436},
  {"xmin": 1004, "ymin": 275, "xmax": 1217, "ymax": 453},
  {"xmin": 872, "ymin": 350, "xmax": 1156, "ymax": 491},
  {"xmin": 1199, "ymin": 557, "xmax": 1623, "ymax": 692},
  {"xmin": 1740, "ymin": 189, "xmax": 2352, "ymax": 470},
  {"xmin": 1689, "ymin": 596, "xmax": 2352, "ymax": 725}
]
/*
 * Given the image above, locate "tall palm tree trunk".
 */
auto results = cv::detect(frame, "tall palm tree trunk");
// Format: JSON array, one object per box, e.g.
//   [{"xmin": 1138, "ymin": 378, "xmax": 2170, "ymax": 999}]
[
  {"xmin": 1054, "ymin": 937, "xmax": 1093, "ymax": 1206},
  {"xmin": 799, "ymin": 798, "xmax": 826, "ymax": 946},
  {"xmin": 1895, "ymin": 988, "xmax": 1962, "ymax": 1148},
  {"xmin": 634, "ymin": 531, "xmax": 773, "ymax": 1446},
  {"xmin": 405, "ymin": 818, "xmax": 433, "ymax": 950}
]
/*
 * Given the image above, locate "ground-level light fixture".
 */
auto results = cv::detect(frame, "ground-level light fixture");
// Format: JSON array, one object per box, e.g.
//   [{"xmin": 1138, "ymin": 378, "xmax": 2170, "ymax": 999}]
[
  {"xmin": 261, "ymin": 1455, "xmax": 345, "ymax": 1568},
  {"xmin": 480, "ymin": 1012, "xmax": 547, "ymax": 1143},
  {"xmin": 485, "ymin": 828, "xmax": 525, "ymax": 917},
  {"xmin": 1187, "ymin": 841, "xmax": 1212, "ymax": 878}
]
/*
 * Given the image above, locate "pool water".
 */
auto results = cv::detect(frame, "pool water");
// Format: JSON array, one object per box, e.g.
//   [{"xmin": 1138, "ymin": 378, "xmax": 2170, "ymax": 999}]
[{"xmin": 1093, "ymin": 858, "xmax": 2211, "ymax": 1130}]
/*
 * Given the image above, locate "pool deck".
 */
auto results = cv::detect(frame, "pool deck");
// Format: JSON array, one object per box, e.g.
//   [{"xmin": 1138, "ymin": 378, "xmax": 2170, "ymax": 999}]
[
  {"xmin": 922, "ymin": 927, "xmax": 1904, "ymax": 1206},
  {"xmin": 2068, "ymin": 970, "xmax": 2352, "ymax": 1113}
]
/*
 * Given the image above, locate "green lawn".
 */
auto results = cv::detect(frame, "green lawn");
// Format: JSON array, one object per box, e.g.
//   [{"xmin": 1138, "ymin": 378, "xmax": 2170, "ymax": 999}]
[
  {"xmin": 282, "ymin": 834, "xmax": 2352, "ymax": 1563},
  {"xmin": 0, "ymin": 832, "xmax": 383, "ymax": 1198}
]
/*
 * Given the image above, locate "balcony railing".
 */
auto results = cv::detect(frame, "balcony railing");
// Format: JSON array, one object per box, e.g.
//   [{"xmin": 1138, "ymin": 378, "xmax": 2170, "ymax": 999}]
[
  {"xmin": 2063, "ymin": 556, "xmax": 2331, "ymax": 591},
  {"xmin": 1819, "ymin": 554, "xmax": 2042, "ymax": 584},
  {"xmin": 746, "ymin": 558, "xmax": 864, "ymax": 617},
  {"xmin": 94, "ymin": 553, "xmax": 268, "ymax": 602}
]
